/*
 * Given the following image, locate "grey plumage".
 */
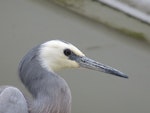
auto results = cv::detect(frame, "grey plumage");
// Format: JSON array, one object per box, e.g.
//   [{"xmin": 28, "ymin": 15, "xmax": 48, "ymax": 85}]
[
  {"xmin": 18, "ymin": 44, "xmax": 71, "ymax": 113},
  {"xmin": 0, "ymin": 40, "xmax": 128, "ymax": 113},
  {"xmin": 0, "ymin": 86, "xmax": 28, "ymax": 113}
]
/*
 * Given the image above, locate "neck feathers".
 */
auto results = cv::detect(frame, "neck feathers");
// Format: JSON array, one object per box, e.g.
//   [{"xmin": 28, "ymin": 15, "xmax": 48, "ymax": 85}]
[{"xmin": 18, "ymin": 45, "xmax": 71, "ymax": 113}]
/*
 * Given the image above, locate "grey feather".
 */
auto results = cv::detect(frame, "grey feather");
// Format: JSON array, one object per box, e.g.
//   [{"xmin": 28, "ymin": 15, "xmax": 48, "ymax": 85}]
[
  {"xmin": 18, "ymin": 44, "xmax": 72, "ymax": 113},
  {"xmin": 0, "ymin": 86, "xmax": 28, "ymax": 113}
]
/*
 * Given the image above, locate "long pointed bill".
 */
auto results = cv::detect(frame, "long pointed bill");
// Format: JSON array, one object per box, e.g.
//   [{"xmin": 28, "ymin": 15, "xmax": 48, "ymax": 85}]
[{"xmin": 76, "ymin": 56, "xmax": 128, "ymax": 78}]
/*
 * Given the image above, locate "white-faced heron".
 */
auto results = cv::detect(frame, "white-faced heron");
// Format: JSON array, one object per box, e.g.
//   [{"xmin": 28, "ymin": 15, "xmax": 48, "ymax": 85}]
[{"xmin": 0, "ymin": 40, "xmax": 128, "ymax": 113}]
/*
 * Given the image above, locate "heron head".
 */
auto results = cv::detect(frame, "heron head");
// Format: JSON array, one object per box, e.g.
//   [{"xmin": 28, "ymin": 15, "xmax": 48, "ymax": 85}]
[
  {"xmin": 39, "ymin": 40, "xmax": 128, "ymax": 78},
  {"xmin": 39, "ymin": 40, "xmax": 84, "ymax": 71}
]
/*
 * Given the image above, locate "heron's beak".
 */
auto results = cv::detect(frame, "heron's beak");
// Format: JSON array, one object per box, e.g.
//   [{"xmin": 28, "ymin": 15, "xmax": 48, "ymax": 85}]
[{"xmin": 77, "ymin": 56, "xmax": 128, "ymax": 78}]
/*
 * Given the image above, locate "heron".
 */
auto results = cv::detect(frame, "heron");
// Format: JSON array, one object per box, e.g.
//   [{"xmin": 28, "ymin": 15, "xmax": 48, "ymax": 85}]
[{"xmin": 0, "ymin": 40, "xmax": 128, "ymax": 113}]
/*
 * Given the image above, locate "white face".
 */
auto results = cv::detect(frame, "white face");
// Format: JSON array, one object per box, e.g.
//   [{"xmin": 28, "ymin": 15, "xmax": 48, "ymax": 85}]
[
  {"xmin": 39, "ymin": 40, "xmax": 85, "ymax": 72},
  {"xmin": 38, "ymin": 40, "xmax": 128, "ymax": 78}
]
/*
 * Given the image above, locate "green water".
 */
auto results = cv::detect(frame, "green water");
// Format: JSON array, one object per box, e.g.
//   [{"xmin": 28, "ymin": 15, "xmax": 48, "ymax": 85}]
[{"xmin": 0, "ymin": 0, "xmax": 150, "ymax": 113}]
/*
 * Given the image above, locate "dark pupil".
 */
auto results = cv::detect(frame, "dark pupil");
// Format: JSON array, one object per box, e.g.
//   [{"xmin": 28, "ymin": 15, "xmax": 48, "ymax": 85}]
[{"xmin": 64, "ymin": 49, "xmax": 71, "ymax": 56}]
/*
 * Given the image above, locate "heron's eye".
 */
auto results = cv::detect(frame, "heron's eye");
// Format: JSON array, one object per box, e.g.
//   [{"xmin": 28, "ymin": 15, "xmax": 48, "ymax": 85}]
[{"xmin": 64, "ymin": 49, "xmax": 72, "ymax": 56}]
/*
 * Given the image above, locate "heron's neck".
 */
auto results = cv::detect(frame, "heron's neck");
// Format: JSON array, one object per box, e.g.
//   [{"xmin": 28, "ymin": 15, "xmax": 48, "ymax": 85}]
[
  {"xmin": 30, "ymin": 71, "xmax": 71, "ymax": 113},
  {"xmin": 19, "ymin": 55, "xmax": 71, "ymax": 113}
]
